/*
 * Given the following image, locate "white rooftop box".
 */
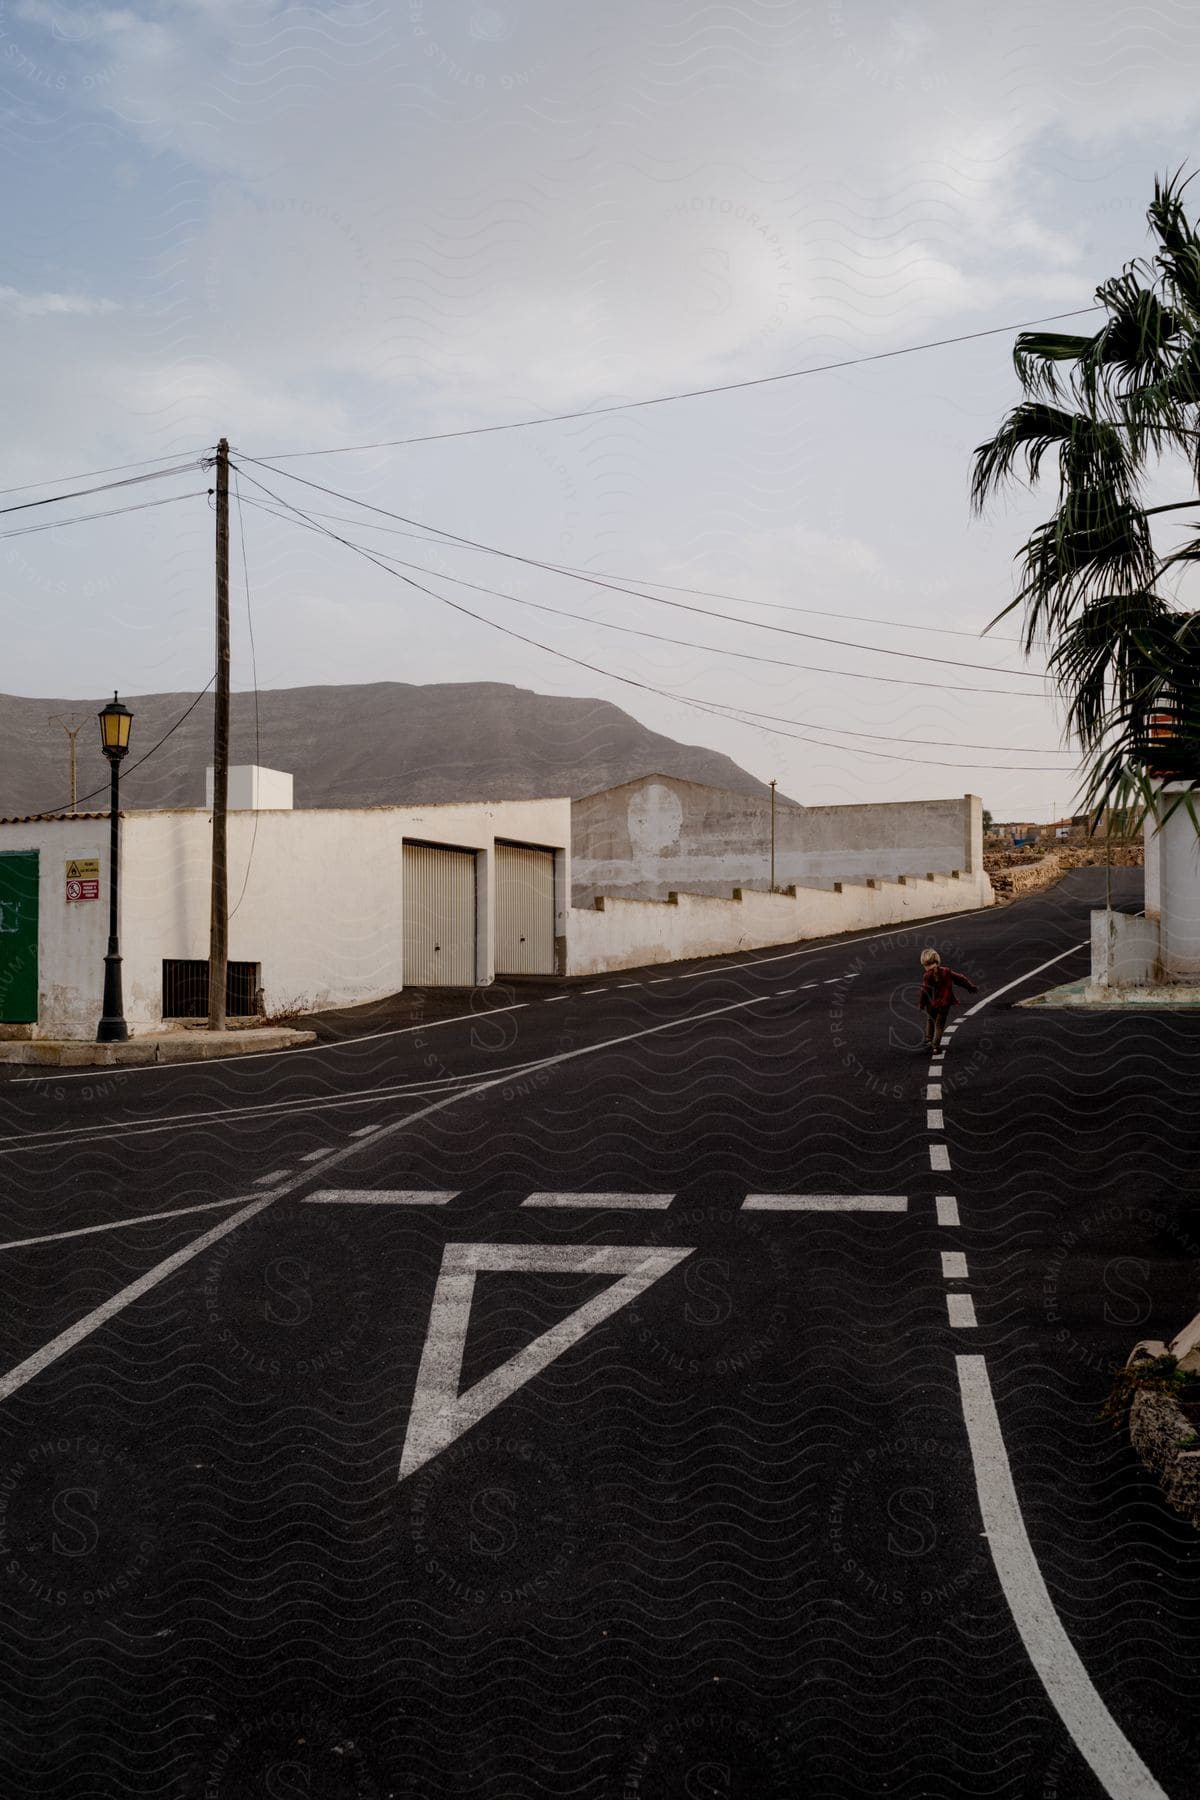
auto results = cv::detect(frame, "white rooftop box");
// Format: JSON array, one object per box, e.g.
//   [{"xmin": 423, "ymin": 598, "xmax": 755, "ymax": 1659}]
[{"xmin": 204, "ymin": 765, "xmax": 294, "ymax": 811}]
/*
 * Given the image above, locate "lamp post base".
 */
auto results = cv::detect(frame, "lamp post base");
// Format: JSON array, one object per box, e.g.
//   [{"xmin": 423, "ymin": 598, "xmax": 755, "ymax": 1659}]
[{"xmin": 97, "ymin": 949, "xmax": 129, "ymax": 1043}]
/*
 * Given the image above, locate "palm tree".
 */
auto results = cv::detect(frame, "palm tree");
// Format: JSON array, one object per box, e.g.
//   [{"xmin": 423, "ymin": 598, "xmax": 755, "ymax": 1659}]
[{"xmin": 973, "ymin": 171, "xmax": 1200, "ymax": 828}]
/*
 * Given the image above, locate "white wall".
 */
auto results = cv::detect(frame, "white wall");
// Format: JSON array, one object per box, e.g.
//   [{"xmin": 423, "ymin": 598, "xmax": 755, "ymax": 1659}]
[
  {"xmin": 0, "ymin": 797, "xmax": 571, "ymax": 1037},
  {"xmin": 1158, "ymin": 791, "xmax": 1200, "ymax": 978},
  {"xmin": 567, "ymin": 870, "xmax": 993, "ymax": 977},
  {"xmin": 1090, "ymin": 909, "xmax": 1162, "ymax": 987}
]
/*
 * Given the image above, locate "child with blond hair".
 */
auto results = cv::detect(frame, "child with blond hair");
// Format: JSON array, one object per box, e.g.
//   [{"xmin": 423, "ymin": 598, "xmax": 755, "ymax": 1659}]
[{"xmin": 918, "ymin": 947, "xmax": 978, "ymax": 1053}]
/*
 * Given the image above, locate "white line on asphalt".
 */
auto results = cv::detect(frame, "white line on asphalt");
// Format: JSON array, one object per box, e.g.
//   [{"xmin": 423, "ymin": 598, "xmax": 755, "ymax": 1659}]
[
  {"xmin": 775, "ymin": 988, "xmax": 797, "ymax": 995},
  {"xmin": 927, "ymin": 1109, "xmax": 945, "ymax": 1131},
  {"xmin": 649, "ymin": 977, "xmax": 673, "ymax": 983},
  {"xmin": 255, "ymin": 1169, "xmax": 291, "ymax": 1184},
  {"xmin": 0, "ymin": 991, "xmax": 783, "ymax": 1159},
  {"xmin": 583, "ymin": 988, "xmax": 607, "ymax": 995},
  {"xmin": 947, "ymin": 1294, "xmax": 977, "ymax": 1327},
  {"xmin": 936, "ymin": 1196, "xmax": 961, "ymax": 1226},
  {"xmin": 305, "ymin": 1190, "xmax": 458, "ymax": 1206},
  {"xmin": 926, "ymin": 1085, "xmax": 942, "ymax": 1101},
  {"xmin": 13, "ymin": 1002, "xmax": 534, "ymax": 1081},
  {"xmin": 0, "ymin": 1196, "xmax": 278, "ymax": 1403},
  {"xmin": 544, "ymin": 995, "xmax": 569, "ymax": 1002},
  {"xmin": 957, "ymin": 1356, "xmax": 1168, "ymax": 1800},
  {"xmin": 930, "ymin": 1145, "xmax": 951, "ymax": 1172},
  {"xmin": 522, "ymin": 1193, "xmax": 674, "ymax": 1209},
  {"xmin": 941, "ymin": 1251, "xmax": 968, "ymax": 1279},
  {"xmin": 960, "ymin": 940, "xmax": 1089, "ymax": 1016},
  {"xmin": 0, "ymin": 1193, "xmax": 262, "ymax": 1252},
  {"xmin": 299, "ymin": 1148, "xmax": 328, "ymax": 1162},
  {"xmin": 743, "ymin": 1195, "xmax": 908, "ymax": 1212},
  {"xmin": 800, "ymin": 982, "xmax": 818, "ymax": 989},
  {"xmin": 617, "ymin": 983, "xmax": 641, "ymax": 989},
  {"xmin": 23, "ymin": 909, "xmax": 997, "ymax": 1087},
  {"xmin": 0, "ymin": 989, "xmax": 783, "ymax": 1400}
]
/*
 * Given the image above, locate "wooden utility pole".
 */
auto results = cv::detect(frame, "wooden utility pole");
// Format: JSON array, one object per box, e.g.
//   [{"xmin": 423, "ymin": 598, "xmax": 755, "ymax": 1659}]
[
  {"xmin": 49, "ymin": 716, "xmax": 85, "ymax": 812},
  {"xmin": 208, "ymin": 437, "xmax": 230, "ymax": 1030},
  {"xmin": 769, "ymin": 778, "xmax": 777, "ymax": 891}
]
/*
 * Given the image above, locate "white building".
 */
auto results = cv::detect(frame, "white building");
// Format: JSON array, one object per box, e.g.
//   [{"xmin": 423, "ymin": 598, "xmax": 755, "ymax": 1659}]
[
  {"xmin": 0, "ymin": 769, "xmax": 570, "ymax": 1039},
  {"xmin": 1091, "ymin": 784, "xmax": 1200, "ymax": 989}
]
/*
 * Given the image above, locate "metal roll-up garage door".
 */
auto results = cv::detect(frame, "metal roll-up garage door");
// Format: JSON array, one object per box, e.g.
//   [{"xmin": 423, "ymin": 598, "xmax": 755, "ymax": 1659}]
[
  {"xmin": 403, "ymin": 844, "xmax": 476, "ymax": 986},
  {"xmin": 496, "ymin": 844, "xmax": 555, "ymax": 975}
]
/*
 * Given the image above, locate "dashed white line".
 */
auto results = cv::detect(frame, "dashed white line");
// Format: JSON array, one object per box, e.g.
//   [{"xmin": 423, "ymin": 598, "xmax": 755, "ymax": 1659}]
[
  {"xmin": 305, "ymin": 1190, "xmax": 458, "ymax": 1206},
  {"xmin": 522, "ymin": 1192, "xmax": 674, "ymax": 1209},
  {"xmin": 617, "ymin": 983, "xmax": 641, "ymax": 989},
  {"xmin": 930, "ymin": 1144, "xmax": 951, "ymax": 1172},
  {"xmin": 941, "ymin": 1251, "xmax": 969, "ymax": 1280},
  {"xmin": 255, "ymin": 1169, "xmax": 291, "ymax": 1185},
  {"xmin": 583, "ymin": 987, "xmax": 607, "ymax": 995},
  {"xmin": 743, "ymin": 1194, "xmax": 908, "ymax": 1212},
  {"xmin": 936, "ymin": 1195, "xmax": 961, "ymax": 1226},
  {"xmin": 927, "ymin": 1109, "xmax": 945, "ymax": 1131},
  {"xmin": 957, "ymin": 1354, "xmax": 1168, "ymax": 1799},
  {"xmin": 544, "ymin": 995, "xmax": 569, "ymax": 1003},
  {"xmin": 300, "ymin": 1148, "xmax": 329, "ymax": 1162},
  {"xmin": 926, "ymin": 1085, "xmax": 942, "ymax": 1101},
  {"xmin": 946, "ymin": 1293, "xmax": 977, "ymax": 1327}
]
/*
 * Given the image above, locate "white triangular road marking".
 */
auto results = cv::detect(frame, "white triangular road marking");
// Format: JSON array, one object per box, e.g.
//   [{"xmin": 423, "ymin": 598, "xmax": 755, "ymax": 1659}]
[{"xmin": 398, "ymin": 1243, "xmax": 693, "ymax": 1481}]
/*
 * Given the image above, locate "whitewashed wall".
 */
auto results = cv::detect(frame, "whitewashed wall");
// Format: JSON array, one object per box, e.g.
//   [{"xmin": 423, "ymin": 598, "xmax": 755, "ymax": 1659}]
[
  {"xmin": 567, "ymin": 870, "xmax": 994, "ymax": 977},
  {"xmin": 0, "ymin": 797, "xmax": 571, "ymax": 1037}
]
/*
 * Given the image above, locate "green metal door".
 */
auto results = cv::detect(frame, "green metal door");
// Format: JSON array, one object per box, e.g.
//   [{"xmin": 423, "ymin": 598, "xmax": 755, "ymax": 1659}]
[{"xmin": 0, "ymin": 852, "xmax": 39, "ymax": 1023}]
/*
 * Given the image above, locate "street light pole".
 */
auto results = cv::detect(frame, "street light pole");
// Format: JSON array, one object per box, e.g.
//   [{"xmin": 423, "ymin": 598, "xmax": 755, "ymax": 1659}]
[
  {"xmin": 96, "ymin": 694, "xmax": 133, "ymax": 1044},
  {"xmin": 769, "ymin": 779, "xmax": 777, "ymax": 891}
]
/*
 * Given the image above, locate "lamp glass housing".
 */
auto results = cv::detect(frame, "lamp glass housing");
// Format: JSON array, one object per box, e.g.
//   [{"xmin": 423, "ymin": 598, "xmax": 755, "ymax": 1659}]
[{"xmin": 98, "ymin": 693, "xmax": 133, "ymax": 759}]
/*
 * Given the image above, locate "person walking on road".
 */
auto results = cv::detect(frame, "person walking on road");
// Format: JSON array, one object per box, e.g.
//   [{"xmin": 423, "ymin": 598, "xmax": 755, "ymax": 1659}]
[{"xmin": 918, "ymin": 948, "xmax": 978, "ymax": 1053}]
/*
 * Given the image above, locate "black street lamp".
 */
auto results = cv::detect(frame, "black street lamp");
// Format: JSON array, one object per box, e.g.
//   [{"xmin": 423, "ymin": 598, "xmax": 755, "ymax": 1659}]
[{"xmin": 96, "ymin": 693, "xmax": 133, "ymax": 1043}]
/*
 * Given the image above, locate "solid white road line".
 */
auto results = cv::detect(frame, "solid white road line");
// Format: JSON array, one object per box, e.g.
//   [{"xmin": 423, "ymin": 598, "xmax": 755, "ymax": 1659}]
[
  {"xmin": 957, "ymin": 1356, "xmax": 1168, "ymax": 1800},
  {"xmin": 305, "ymin": 1190, "xmax": 458, "ymax": 1206},
  {"xmin": 583, "ymin": 987, "xmax": 607, "ymax": 994},
  {"xmin": 300, "ymin": 1148, "xmax": 329, "ymax": 1162},
  {"xmin": 544, "ymin": 995, "xmax": 569, "ymax": 1002},
  {"xmin": 930, "ymin": 1144, "xmax": 951, "ymax": 1172},
  {"xmin": 0, "ymin": 988, "xmax": 783, "ymax": 1402},
  {"xmin": 0, "ymin": 1196, "xmax": 278, "ymax": 1404},
  {"xmin": 961, "ymin": 940, "xmax": 1089, "ymax": 1016},
  {"xmin": 941, "ymin": 1251, "xmax": 968, "ymax": 1280},
  {"xmin": 936, "ymin": 1196, "xmax": 961, "ymax": 1226},
  {"xmin": 743, "ymin": 1194, "xmax": 908, "ymax": 1212},
  {"xmin": 926, "ymin": 1085, "xmax": 942, "ymax": 1101},
  {"xmin": 927, "ymin": 1108, "xmax": 945, "ymax": 1130},
  {"xmin": 0, "ymin": 1193, "xmax": 260, "ymax": 1253},
  {"xmin": 522, "ymin": 1192, "xmax": 674, "ymax": 1209},
  {"xmin": 946, "ymin": 1294, "xmax": 977, "ymax": 1327}
]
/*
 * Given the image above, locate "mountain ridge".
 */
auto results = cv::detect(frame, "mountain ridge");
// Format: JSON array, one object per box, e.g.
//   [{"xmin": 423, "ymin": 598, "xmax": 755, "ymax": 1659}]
[{"xmin": 0, "ymin": 681, "xmax": 776, "ymax": 815}]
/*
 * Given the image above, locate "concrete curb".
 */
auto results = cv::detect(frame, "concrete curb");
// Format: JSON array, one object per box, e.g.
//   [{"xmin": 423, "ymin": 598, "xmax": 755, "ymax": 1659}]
[
  {"xmin": 1018, "ymin": 977, "xmax": 1200, "ymax": 1011},
  {"xmin": 0, "ymin": 1028, "xmax": 317, "ymax": 1068}
]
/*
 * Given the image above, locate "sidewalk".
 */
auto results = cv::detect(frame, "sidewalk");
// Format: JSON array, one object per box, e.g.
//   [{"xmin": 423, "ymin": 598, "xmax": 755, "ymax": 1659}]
[{"xmin": 0, "ymin": 1026, "xmax": 316, "ymax": 1068}]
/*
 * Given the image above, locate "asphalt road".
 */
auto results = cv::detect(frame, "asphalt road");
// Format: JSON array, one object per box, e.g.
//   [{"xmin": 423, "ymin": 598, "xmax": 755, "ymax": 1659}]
[{"xmin": 0, "ymin": 868, "xmax": 1197, "ymax": 1799}]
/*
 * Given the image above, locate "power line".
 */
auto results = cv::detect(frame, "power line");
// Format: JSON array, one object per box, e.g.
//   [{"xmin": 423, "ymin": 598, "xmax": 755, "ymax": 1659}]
[
  {"xmin": 234, "ymin": 496, "xmax": 1023, "ymax": 645},
  {"xmin": 239, "ymin": 456, "xmax": 1045, "ymax": 680},
  {"xmin": 34, "ymin": 678, "xmax": 217, "ymax": 817},
  {"xmin": 238, "ymin": 492, "xmax": 1068, "ymax": 736},
  {"xmin": 231, "ymin": 466, "xmax": 1071, "ymax": 772},
  {"xmin": 249, "ymin": 306, "xmax": 1101, "ymax": 459},
  {"xmin": 0, "ymin": 447, "xmax": 210, "ymax": 500},
  {"xmin": 0, "ymin": 462, "xmax": 203, "ymax": 517},
  {"xmin": 0, "ymin": 490, "xmax": 207, "ymax": 541}
]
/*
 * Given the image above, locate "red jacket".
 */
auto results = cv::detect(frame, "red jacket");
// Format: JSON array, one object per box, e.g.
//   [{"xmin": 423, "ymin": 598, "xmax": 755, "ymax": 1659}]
[{"xmin": 919, "ymin": 965, "xmax": 978, "ymax": 1012}]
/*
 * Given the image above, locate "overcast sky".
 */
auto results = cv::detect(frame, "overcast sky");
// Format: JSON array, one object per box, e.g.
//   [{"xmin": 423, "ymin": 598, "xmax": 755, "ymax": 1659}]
[{"xmin": 5, "ymin": 0, "xmax": 1200, "ymax": 818}]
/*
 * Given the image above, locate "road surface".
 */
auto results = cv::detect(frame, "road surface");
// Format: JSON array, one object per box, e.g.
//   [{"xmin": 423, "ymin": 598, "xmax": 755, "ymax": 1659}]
[{"xmin": 0, "ymin": 867, "xmax": 1196, "ymax": 1799}]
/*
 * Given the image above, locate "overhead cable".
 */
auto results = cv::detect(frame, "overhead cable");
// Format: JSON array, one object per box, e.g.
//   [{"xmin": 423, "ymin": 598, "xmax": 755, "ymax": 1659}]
[
  {"xmin": 238, "ymin": 492, "xmax": 1068, "ymax": 737},
  {"xmin": 0, "ymin": 463, "xmax": 204, "ymax": 517},
  {"xmin": 248, "ymin": 306, "xmax": 1101, "ymax": 458},
  {"xmin": 0, "ymin": 490, "xmax": 207, "ymax": 540},
  {"xmin": 231, "ymin": 466, "xmax": 1072, "ymax": 773},
  {"xmin": 239, "ymin": 456, "xmax": 1045, "ymax": 680}
]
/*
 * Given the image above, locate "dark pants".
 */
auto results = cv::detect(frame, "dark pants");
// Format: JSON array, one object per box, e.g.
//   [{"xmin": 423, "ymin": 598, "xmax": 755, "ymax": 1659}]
[{"xmin": 924, "ymin": 1005, "xmax": 949, "ymax": 1047}]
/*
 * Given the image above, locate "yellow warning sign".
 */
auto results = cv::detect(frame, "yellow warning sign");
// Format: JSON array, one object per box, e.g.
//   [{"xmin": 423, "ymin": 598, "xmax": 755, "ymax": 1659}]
[{"xmin": 65, "ymin": 858, "xmax": 101, "ymax": 902}]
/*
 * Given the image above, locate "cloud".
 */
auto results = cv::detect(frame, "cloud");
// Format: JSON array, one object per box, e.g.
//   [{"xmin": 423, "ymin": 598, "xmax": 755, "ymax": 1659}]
[{"xmin": 0, "ymin": 286, "xmax": 120, "ymax": 316}]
